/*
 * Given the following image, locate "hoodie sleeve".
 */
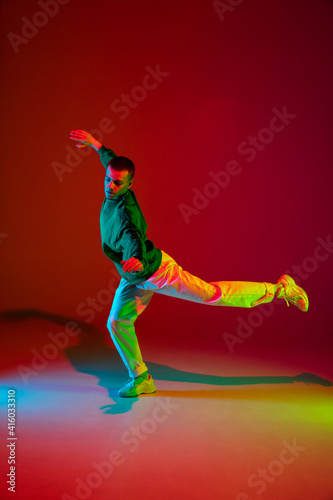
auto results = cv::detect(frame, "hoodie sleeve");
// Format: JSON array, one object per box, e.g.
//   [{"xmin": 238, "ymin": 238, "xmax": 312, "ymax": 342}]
[
  {"xmin": 98, "ymin": 145, "xmax": 117, "ymax": 169},
  {"xmin": 118, "ymin": 221, "xmax": 148, "ymax": 269}
]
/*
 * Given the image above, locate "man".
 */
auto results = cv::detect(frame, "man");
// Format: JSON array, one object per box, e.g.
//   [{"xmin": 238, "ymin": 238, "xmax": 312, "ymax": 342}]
[{"xmin": 69, "ymin": 129, "xmax": 309, "ymax": 398}]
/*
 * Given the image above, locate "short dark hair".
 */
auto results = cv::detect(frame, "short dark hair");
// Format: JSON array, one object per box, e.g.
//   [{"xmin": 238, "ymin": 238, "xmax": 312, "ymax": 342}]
[{"xmin": 107, "ymin": 156, "xmax": 135, "ymax": 180}]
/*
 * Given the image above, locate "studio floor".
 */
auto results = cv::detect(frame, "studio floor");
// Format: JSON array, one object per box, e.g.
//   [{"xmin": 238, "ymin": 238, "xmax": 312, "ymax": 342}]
[{"xmin": 1, "ymin": 312, "xmax": 333, "ymax": 500}]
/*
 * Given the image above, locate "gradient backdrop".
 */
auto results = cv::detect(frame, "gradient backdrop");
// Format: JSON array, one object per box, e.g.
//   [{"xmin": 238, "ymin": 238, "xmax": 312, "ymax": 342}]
[{"xmin": 0, "ymin": 0, "xmax": 333, "ymax": 499}]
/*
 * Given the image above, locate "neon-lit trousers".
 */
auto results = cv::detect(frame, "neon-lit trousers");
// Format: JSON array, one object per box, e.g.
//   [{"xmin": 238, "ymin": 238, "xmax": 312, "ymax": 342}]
[{"xmin": 107, "ymin": 251, "xmax": 275, "ymax": 378}]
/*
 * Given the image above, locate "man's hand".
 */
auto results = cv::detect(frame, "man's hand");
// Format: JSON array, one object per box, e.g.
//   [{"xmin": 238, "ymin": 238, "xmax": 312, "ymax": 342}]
[
  {"xmin": 121, "ymin": 257, "xmax": 144, "ymax": 273},
  {"xmin": 70, "ymin": 129, "xmax": 102, "ymax": 151}
]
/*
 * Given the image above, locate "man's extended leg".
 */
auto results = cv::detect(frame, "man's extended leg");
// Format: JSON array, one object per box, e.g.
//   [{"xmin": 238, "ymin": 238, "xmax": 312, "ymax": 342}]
[{"xmin": 136, "ymin": 251, "xmax": 308, "ymax": 311}]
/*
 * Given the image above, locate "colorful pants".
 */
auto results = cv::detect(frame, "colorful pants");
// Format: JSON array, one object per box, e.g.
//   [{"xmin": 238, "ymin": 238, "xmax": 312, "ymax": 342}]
[{"xmin": 107, "ymin": 251, "xmax": 275, "ymax": 378}]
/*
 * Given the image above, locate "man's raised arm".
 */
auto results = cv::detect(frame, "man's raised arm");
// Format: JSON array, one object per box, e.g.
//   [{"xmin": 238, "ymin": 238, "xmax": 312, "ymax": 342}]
[{"xmin": 70, "ymin": 129, "xmax": 117, "ymax": 169}]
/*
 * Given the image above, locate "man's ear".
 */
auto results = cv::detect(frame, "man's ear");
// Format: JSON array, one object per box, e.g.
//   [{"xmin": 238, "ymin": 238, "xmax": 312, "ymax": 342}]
[{"xmin": 129, "ymin": 179, "xmax": 134, "ymax": 187}]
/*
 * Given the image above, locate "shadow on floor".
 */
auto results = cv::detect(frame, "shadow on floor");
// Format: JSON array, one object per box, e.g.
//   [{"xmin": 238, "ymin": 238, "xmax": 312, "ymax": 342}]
[{"xmin": 1, "ymin": 308, "xmax": 332, "ymax": 414}]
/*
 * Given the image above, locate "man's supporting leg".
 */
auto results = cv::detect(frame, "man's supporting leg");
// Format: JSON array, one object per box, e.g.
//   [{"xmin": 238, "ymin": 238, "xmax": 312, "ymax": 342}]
[{"xmin": 107, "ymin": 278, "xmax": 154, "ymax": 379}]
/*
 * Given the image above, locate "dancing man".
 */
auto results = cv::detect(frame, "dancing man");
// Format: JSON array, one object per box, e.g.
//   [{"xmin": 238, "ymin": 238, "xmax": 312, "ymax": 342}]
[{"xmin": 69, "ymin": 129, "xmax": 309, "ymax": 397}]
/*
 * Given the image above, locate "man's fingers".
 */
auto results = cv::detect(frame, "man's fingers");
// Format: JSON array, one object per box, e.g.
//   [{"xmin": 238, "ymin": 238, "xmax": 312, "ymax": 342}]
[
  {"xmin": 70, "ymin": 140, "xmax": 87, "ymax": 147},
  {"xmin": 70, "ymin": 131, "xmax": 89, "ymax": 147},
  {"xmin": 130, "ymin": 263, "xmax": 143, "ymax": 273},
  {"xmin": 69, "ymin": 137, "xmax": 84, "ymax": 143},
  {"xmin": 69, "ymin": 136, "xmax": 83, "ymax": 142},
  {"xmin": 121, "ymin": 259, "xmax": 142, "ymax": 273},
  {"xmin": 121, "ymin": 260, "xmax": 131, "ymax": 272},
  {"xmin": 70, "ymin": 130, "xmax": 87, "ymax": 141},
  {"xmin": 70, "ymin": 135, "xmax": 84, "ymax": 140},
  {"xmin": 126, "ymin": 264, "xmax": 137, "ymax": 273},
  {"xmin": 70, "ymin": 129, "xmax": 86, "ymax": 135}
]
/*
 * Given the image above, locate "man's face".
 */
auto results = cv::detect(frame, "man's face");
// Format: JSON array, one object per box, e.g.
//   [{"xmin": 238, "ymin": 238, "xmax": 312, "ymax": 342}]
[{"xmin": 104, "ymin": 166, "xmax": 133, "ymax": 199}]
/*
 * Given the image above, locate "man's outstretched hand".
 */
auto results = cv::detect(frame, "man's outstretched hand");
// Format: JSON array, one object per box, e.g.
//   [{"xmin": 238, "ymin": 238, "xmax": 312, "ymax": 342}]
[
  {"xmin": 70, "ymin": 130, "xmax": 102, "ymax": 151},
  {"xmin": 121, "ymin": 257, "xmax": 144, "ymax": 274}
]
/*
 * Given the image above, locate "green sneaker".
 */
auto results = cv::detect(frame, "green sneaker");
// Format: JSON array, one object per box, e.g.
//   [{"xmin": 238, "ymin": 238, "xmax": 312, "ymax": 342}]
[
  {"xmin": 276, "ymin": 274, "xmax": 309, "ymax": 312},
  {"xmin": 118, "ymin": 374, "xmax": 156, "ymax": 397}
]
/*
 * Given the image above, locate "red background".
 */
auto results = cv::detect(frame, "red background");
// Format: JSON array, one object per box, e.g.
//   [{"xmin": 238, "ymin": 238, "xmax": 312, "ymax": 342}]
[
  {"xmin": 1, "ymin": 0, "xmax": 332, "ymax": 371},
  {"xmin": 1, "ymin": 1, "xmax": 333, "ymax": 500}
]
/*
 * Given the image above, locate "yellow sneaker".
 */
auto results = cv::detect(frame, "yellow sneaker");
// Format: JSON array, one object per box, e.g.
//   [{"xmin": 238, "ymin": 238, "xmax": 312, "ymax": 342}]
[
  {"xmin": 276, "ymin": 275, "xmax": 309, "ymax": 312},
  {"xmin": 118, "ymin": 374, "xmax": 156, "ymax": 397}
]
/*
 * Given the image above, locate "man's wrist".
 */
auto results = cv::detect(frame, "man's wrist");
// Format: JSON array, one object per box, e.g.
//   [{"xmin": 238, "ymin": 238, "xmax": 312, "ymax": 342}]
[{"xmin": 91, "ymin": 139, "xmax": 102, "ymax": 151}]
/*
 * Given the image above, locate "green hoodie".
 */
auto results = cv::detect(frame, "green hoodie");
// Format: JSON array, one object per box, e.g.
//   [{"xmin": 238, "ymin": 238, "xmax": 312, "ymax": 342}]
[{"xmin": 98, "ymin": 145, "xmax": 162, "ymax": 284}]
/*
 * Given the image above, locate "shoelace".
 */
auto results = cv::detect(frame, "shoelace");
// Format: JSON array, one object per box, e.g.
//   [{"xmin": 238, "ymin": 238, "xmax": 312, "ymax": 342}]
[
  {"xmin": 287, "ymin": 294, "xmax": 301, "ymax": 302},
  {"xmin": 277, "ymin": 282, "xmax": 301, "ymax": 308},
  {"xmin": 124, "ymin": 376, "xmax": 148, "ymax": 388},
  {"xmin": 283, "ymin": 296, "xmax": 301, "ymax": 307},
  {"xmin": 124, "ymin": 378, "xmax": 136, "ymax": 388}
]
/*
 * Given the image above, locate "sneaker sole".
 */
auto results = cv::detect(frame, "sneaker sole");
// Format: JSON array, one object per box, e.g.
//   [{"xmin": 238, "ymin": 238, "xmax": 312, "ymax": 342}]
[{"xmin": 119, "ymin": 388, "xmax": 156, "ymax": 398}]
